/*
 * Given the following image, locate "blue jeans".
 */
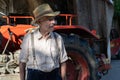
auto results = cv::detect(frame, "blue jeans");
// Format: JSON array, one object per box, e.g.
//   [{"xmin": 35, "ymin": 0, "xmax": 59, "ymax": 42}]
[{"xmin": 26, "ymin": 68, "xmax": 62, "ymax": 80}]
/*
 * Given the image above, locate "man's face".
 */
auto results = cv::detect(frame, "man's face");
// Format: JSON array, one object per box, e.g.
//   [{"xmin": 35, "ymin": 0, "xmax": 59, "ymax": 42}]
[{"xmin": 38, "ymin": 16, "xmax": 56, "ymax": 33}]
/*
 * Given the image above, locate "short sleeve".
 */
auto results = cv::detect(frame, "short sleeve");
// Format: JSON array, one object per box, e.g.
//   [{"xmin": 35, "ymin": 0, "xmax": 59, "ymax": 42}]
[{"xmin": 56, "ymin": 34, "xmax": 68, "ymax": 63}]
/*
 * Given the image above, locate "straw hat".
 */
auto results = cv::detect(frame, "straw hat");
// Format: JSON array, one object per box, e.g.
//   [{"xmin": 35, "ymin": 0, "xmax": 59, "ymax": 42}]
[{"xmin": 32, "ymin": 4, "xmax": 60, "ymax": 24}]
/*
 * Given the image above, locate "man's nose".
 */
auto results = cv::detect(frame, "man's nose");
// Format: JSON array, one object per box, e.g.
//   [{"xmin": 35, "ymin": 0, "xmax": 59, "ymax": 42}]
[{"xmin": 51, "ymin": 19, "xmax": 57, "ymax": 25}]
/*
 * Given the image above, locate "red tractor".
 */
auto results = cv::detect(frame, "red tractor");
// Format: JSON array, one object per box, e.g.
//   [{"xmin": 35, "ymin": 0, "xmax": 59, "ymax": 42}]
[{"xmin": 0, "ymin": 14, "xmax": 110, "ymax": 80}]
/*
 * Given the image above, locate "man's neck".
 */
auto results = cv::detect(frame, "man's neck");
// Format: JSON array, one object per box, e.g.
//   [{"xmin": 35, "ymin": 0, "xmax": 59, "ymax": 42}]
[{"xmin": 39, "ymin": 29, "xmax": 50, "ymax": 38}]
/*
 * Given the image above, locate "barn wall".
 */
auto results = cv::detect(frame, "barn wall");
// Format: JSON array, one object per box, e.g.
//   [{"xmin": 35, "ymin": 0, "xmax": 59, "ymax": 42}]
[
  {"xmin": 0, "ymin": 0, "xmax": 7, "ymax": 15},
  {"xmin": 75, "ymin": 0, "xmax": 114, "ymax": 39}
]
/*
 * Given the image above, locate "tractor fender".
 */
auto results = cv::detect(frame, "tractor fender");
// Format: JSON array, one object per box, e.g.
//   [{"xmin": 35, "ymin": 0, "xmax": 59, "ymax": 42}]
[{"xmin": 54, "ymin": 25, "xmax": 99, "ymax": 39}]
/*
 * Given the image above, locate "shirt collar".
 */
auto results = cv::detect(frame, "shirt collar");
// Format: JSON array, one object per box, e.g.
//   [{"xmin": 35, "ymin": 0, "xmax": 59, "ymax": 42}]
[
  {"xmin": 34, "ymin": 25, "xmax": 54, "ymax": 40},
  {"xmin": 36, "ymin": 30, "xmax": 53, "ymax": 40}
]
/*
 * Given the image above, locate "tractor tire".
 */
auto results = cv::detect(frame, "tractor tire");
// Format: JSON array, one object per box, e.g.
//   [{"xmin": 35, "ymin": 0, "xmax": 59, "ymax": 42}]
[{"xmin": 60, "ymin": 33, "xmax": 97, "ymax": 80}]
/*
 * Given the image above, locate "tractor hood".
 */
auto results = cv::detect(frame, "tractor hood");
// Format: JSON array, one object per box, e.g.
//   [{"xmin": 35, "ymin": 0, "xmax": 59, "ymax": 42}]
[{"xmin": 54, "ymin": 25, "xmax": 99, "ymax": 39}]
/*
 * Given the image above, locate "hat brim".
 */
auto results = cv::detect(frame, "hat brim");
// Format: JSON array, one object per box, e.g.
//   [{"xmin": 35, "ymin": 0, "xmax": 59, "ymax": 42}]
[{"xmin": 31, "ymin": 11, "xmax": 60, "ymax": 25}]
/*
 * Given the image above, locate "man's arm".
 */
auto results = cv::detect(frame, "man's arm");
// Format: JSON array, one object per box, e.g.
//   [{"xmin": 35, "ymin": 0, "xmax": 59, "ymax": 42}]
[
  {"xmin": 61, "ymin": 62, "xmax": 67, "ymax": 80},
  {"xmin": 19, "ymin": 62, "xmax": 26, "ymax": 80}
]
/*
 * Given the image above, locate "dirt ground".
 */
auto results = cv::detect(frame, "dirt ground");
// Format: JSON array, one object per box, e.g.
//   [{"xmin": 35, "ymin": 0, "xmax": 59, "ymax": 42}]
[{"xmin": 0, "ymin": 73, "xmax": 20, "ymax": 80}]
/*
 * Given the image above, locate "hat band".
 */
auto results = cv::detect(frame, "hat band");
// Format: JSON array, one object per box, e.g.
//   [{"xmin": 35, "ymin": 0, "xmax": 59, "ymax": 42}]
[{"xmin": 35, "ymin": 10, "xmax": 53, "ymax": 18}]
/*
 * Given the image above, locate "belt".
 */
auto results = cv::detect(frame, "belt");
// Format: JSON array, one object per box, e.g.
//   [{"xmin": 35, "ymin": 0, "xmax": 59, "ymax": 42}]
[{"xmin": 27, "ymin": 68, "xmax": 59, "ymax": 73}]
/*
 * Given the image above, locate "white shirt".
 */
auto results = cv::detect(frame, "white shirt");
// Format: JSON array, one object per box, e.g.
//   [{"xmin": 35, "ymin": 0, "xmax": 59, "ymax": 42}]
[{"xmin": 19, "ymin": 28, "xmax": 68, "ymax": 72}]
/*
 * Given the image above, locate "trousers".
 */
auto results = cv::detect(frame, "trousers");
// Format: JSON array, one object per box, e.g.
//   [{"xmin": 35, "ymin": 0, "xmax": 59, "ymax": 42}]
[{"xmin": 26, "ymin": 68, "xmax": 62, "ymax": 80}]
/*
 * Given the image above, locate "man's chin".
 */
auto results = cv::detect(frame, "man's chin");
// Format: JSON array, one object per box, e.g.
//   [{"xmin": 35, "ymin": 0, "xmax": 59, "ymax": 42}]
[
  {"xmin": 47, "ymin": 30, "xmax": 53, "ymax": 34},
  {"xmin": 49, "ymin": 28, "xmax": 54, "ymax": 32}
]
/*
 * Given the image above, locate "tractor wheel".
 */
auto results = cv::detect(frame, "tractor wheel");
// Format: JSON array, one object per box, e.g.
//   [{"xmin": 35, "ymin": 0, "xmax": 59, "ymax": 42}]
[
  {"xmin": 66, "ymin": 47, "xmax": 97, "ymax": 80},
  {"xmin": 60, "ymin": 33, "xmax": 97, "ymax": 80}
]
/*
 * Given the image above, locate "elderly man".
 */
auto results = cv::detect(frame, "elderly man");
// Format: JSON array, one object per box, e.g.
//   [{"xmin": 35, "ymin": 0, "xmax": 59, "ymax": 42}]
[{"xmin": 19, "ymin": 3, "xmax": 68, "ymax": 80}]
